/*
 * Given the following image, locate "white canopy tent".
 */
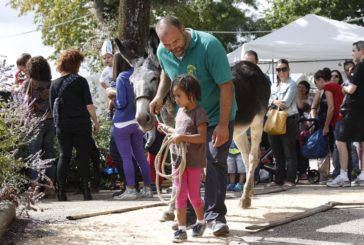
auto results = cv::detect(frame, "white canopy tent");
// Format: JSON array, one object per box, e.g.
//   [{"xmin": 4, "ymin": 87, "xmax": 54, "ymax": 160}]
[{"xmin": 227, "ymin": 14, "xmax": 364, "ymax": 75}]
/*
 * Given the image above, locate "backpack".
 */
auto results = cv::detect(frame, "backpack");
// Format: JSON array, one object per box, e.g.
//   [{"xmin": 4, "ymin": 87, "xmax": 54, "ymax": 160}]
[
  {"xmin": 301, "ymin": 129, "xmax": 329, "ymax": 159},
  {"xmin": 52, "ymin": 74, "xmax": 79, "ymax": 127}
]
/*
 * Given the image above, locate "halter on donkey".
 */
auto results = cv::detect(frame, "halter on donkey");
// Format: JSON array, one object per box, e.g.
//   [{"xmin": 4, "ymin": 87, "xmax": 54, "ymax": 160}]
[{"xmin": 115, "ymin": 30, "xmax": 271, "ymax": 209}]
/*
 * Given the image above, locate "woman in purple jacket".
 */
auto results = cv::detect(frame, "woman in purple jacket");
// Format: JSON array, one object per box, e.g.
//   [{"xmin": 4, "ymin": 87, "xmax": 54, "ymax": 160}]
[{"xmin": 111, "ymin": 50, "xmax": 152, "ymax": 200}]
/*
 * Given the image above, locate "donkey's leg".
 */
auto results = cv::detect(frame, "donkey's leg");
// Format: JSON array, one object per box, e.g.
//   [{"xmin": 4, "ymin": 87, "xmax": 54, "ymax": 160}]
[
  {"xmin": 233, "ymin": 124, "xmax": 252, "ymax": 209},
  {"xmin": 240, "ymin": 113, "xmax": 265, "ymax": 208}
]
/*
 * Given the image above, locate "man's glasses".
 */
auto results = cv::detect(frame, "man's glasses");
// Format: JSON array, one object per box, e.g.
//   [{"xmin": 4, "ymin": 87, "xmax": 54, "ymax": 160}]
[{"xmin": 276, "ymin": 67, "xmax": 289, "ymax": 72}]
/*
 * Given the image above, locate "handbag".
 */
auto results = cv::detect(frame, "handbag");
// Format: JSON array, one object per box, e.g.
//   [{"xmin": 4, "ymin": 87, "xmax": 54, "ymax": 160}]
[
  {"xmin": 263, "ymin": 108, "xmax": 288, "ymax": 135},
  {"xmin": 301, "ymin": 129, "xmax": 328, "ymax": 159}
]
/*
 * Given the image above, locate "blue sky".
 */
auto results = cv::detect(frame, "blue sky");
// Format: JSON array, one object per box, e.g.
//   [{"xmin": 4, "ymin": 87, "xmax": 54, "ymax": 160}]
[{"xmin": 0, "ymin": 0, "xmax": 54, "ymax": 66}]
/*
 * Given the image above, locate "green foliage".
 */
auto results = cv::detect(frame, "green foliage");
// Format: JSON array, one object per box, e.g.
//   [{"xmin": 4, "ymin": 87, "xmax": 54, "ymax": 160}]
[
  {"xmin": 264, "ymin": 0, "xmax": 364, "ymax": 29},
  {"xmin": 7, "ymin": 0, "xmax": 116, "ymax": 72},
  {"xmin": 7, "ymin": 0, "xmax": 256, "ymax": 69},
  {"xmin": 151, "ymin": 0, "xmax": 254, "ymax": 51},
  {"xmin": 94, "ymin": 115, "xmax": 112, "ymax": 161}
]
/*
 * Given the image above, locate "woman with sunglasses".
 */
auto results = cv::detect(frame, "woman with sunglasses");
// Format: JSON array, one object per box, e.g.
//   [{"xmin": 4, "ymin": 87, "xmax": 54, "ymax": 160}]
[
  {"xmin": 330, "ymin": 70, "xmax": 344, "ymax": 85},
  {"xmin": 267, "ymin": 59, "xmax": 298, "ymax": 187}
]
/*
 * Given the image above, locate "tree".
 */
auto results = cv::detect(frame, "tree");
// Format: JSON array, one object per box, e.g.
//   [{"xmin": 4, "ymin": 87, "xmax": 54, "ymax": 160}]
[
  {"xmin": 118, "ymin": 0, "xmax": 150, "ymax": 57},
  {"xmin": 151, "ymin": 0, "xmax": 254, "ymax": 51},
  {"xmin": 264, "ymin": 0, "xmax": 364, "ymax": 29},
  {"xmin": 7, "ymin": 0, "xmax": 257, "ymax": 69}
]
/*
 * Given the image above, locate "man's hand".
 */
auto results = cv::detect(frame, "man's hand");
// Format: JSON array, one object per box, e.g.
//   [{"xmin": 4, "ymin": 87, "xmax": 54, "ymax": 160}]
[
  {"xmin": 149, "ymin": 97, "xmax": 163, "ymax": 116},
  {"xmin": 212, "ymin": 124, "xmax": 229, "ymax": 148}
]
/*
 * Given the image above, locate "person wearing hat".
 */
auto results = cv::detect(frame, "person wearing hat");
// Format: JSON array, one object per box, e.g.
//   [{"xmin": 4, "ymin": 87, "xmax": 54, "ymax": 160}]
[{"xmin": 100, "ymin": 40, "xmax": 114, "ymax": 89}]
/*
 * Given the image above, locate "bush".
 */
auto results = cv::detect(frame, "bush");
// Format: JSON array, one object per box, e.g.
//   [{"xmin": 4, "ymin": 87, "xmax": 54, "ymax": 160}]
[{"xmin": 0, "ymin": 98, "xmax": 42, "ymax": 189}]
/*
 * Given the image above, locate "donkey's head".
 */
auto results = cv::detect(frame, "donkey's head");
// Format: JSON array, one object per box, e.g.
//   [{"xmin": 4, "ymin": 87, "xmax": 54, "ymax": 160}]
[{"xmin": 114, "ymin": 30, "xmax": 160, "ymax": 132}]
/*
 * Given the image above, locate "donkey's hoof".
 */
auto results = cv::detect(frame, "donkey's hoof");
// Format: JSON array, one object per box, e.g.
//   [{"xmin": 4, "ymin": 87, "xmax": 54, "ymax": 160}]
[
  {"xmin": 240, "ymin": 198, "xmax": 251, "ymax": 209},
  {"xmin": 160, "ymin": 210, "xmax": 175, "ymax": 222}
]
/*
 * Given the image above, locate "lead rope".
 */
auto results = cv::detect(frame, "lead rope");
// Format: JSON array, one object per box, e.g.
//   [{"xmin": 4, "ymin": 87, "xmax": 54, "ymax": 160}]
[{"xmin": 154, "ymin": 116, "xmax": 187, "ymax": 204}]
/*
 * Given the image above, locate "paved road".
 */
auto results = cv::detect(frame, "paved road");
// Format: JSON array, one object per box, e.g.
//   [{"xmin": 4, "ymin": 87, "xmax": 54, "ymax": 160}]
[{"xmin": 2, "ymin": 185, "xmax": 364, "ymax": 245}]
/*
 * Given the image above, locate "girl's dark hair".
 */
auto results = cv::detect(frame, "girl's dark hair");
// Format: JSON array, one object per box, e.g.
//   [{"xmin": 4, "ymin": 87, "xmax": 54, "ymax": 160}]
[
  {"xmin": 330, "ymin": 69, "xmax": 344, "ymax": 85},
  {"xmin": 314, "ymin": 67, "xmax": 331, "ymax": 81},
  {"xmin": 171, "ymin": 74, "xmax": 201, "ymax": 101},
  {"xmin": 298, "ymin": 80, "xmax": 310, "ymax": 95},
  {"xmin": 112, "ymin": 52, "xmax": 131, "ymax": 81},
  {"xmin": 26, "ymin": 56, "xmax": 52, "ymax": 81}
]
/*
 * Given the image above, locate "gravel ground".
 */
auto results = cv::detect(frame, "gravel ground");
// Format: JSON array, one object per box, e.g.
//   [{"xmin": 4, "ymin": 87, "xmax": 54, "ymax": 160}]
[{"xmin": 2, "ymin": 185, "xmax": 364, "ymax": 245}]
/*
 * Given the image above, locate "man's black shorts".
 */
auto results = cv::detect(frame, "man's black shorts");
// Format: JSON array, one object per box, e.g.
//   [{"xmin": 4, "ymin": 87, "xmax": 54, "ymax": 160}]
[{"xmin": 337, "ymin": 107, "xmax": 364, "ymax": 142}]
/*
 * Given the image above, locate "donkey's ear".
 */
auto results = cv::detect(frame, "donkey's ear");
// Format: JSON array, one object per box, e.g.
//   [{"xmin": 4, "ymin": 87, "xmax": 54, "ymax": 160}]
[
  {"xmin": 114, "ymin": 38, "xmax": 141, "ymax": 67},
  {"xmin": 146, "ymin": 28, "xmax": 160, "ymax": 68}
]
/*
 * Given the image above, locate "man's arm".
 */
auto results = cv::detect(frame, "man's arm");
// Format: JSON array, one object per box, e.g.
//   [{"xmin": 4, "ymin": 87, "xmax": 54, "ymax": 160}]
[
  {"xmin": 343, "ymin": 83, "xmax": 357, "ymax": 94},
  {"xmin": 150, "ymin": 70, "xmax": 171, "ymax": 116},
  {"xmin": 212, "ymin": 80, "xmax": 233, "ymax": 147}
]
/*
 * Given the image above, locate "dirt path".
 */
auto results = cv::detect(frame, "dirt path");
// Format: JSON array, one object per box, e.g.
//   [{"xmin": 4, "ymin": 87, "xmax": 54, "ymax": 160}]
[{"xmin": 3, "ymin": 185, "xmax": 364, "ymax": 245}]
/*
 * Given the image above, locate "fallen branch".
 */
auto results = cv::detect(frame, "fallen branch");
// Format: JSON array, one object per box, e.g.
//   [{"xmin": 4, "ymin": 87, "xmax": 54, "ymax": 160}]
[
  {"xmin": 66, "ymin": 202, "xmax": 167, "ymax": 220},
  {"xmin": 245, "ymin": 201, "xmax": 364, "ymax": 232}
]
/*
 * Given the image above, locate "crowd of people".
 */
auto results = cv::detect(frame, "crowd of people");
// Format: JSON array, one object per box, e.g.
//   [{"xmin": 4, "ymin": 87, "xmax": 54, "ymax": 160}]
[{"xmin": 3, "ymin": 15, "xmax": 364, "ymax": 243}]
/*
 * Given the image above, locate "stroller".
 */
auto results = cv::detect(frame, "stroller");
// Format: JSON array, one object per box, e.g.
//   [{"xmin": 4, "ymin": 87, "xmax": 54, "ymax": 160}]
[{"xmin": 255, "ymin": 117, "xmax": 320, "ymax": 185}]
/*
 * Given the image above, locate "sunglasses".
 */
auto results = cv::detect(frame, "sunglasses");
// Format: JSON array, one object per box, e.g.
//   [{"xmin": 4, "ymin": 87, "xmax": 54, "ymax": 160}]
[
  {"xmin": 331, "ymin": 74, "xmax": 339, "ymax": 78},
  {"xmin": 276, "ymin": 67, "xmax": 289, "ymax": 72}
]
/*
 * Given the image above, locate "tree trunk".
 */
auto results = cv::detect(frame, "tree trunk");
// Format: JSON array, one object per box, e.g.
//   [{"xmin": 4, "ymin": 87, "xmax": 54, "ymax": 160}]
[{"xmin": 118, "ymin": 0, "xmax": 151, "ymax": 57}]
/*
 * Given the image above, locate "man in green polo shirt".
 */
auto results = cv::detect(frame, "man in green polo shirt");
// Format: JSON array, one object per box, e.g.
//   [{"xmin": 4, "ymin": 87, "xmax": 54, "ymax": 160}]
[{"xmin": 150, "ymin": 16, "xmax": 237, "ymax": 237}]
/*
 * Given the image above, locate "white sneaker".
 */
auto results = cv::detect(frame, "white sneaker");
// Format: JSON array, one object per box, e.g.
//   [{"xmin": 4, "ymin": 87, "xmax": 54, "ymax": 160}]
[
  {"xmin": 113, "ymin": 187, "xmax": 138, "ymax": 200},
  {"xmin": 351, "ymin": 177, "xmax": 364, "ymax": 187},
  {"xmin": 326, "ymin": 175, "xmax": 351, "ymax": 187},
  {"xmin": 138, "ymin": 186, "xmax": 153, "ymax": 198}
]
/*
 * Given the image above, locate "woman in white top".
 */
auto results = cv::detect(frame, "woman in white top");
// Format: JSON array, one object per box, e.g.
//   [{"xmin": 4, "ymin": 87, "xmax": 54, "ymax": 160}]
[{"xmin": 267, "ymin": 59, "xmax": 298, "ymax": 187}]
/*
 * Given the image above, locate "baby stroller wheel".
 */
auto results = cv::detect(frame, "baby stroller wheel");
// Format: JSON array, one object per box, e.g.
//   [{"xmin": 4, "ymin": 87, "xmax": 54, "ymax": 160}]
[{"xmin": 308, "ymin": 170, "xmax": 320, "ymax": 184}]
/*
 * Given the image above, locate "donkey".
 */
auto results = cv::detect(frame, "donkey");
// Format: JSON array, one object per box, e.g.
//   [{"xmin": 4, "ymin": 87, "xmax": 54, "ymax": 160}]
[{"xmin": 115, "ymin": 34, "xmax": 270, "ymax": 209}]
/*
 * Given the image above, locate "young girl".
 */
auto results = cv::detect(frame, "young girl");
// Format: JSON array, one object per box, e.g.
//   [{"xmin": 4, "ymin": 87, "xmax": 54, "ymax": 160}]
[
  {"xmin": 111, "ymin": 50, "xmax": 152, "ymax": 200},
  {"xmin": 158, "ymin": 75, "xmax": 208, "ymax": 243}
]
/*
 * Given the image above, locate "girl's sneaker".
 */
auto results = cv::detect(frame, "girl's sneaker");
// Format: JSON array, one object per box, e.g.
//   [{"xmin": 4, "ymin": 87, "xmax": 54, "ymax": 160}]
[
  {"xmin": 233, "ymin": 183, "xmax": 243, "ymax": 192},
  {"xmin": 113, "ymin": 187, "xmax": 138, "ymax": 200},
  {"xmin": 173, "ymin": 229, "xmax": 187, "ymax": 243},
  {"xmin": 191, "ymin": 222, "xmax": 206, "ymax": 237},
  {"xmin": 139, "ymin": 186, "xmax": 153, "ymax": 198},
  {"xmin": 226, "ymin": 183, "xmax": 235, "ymax": 191}
]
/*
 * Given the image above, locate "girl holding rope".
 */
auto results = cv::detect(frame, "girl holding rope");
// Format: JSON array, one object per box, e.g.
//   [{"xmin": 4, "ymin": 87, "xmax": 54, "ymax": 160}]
[{"xmin": 158, "ymin": 75, "xmax": 208, "ymax": 243}]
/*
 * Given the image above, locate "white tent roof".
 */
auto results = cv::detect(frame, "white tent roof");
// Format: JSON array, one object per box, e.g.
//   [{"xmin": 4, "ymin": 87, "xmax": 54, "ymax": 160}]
[{"xmin": 228, "ymin": 14, "xmax": 364, "ymax": 74}]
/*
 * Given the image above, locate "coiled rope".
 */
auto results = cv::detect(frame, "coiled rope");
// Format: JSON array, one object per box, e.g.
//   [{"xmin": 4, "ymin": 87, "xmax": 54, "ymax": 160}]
[{"xmin": 154, "ymin": 129, "xmax": 187, "ymax": 204}]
